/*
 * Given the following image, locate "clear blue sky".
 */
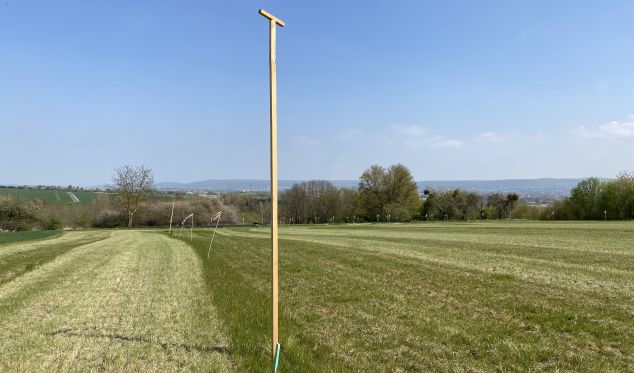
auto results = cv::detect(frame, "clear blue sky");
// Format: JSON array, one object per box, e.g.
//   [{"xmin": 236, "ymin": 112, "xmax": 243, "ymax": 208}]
[{"xmin": 1, "ymin": 1, "xmax": 633, "ymax": 185}]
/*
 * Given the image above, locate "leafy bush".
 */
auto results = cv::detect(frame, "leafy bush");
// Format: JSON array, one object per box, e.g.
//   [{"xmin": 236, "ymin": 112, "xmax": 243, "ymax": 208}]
[
  {"xmin": 136, "ymin": 197, "xmax": 238, "ymax": 227},
  {"xmin": 94, "ymin": 209, "xmax": 125, "ymax": 228},
  {"xmin": 0, "ymin": 195, "xmax": 42, "ymax": 231},
  {"xmin": 44, "ymin": 218, "xmax": 62, "ymax": 230}
]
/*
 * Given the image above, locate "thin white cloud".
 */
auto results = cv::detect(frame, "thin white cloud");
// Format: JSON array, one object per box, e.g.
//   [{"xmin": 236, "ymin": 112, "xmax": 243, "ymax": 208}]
[
  {"xmin": 287, "ymin": 118, "xmax": 632, "ymax": 180},
  {"xmin": 391, "ymin": 124, "xmax": 426, "ymax": 137},
  {"xmin": 388, "ymin": 125, "xmax": 462, "ymax": 149},
  {"xmin": 337, "ymin": 128, "xmax": 365, "ymax": 141},
  {"xmin": 574, "ymin": 116, "xmax": 634, "ymax": 140},
  {"xmin": 473, "ymin": 131, "xmax": 545, "ymax": 144},
  {"xmin": 474, "ymin": 131, "xmax": 505, "ymax": 143},
  {"xmin": 431, "ymin": 138, "xmax": 464, "ymax": 149},
  {"xmin": 293, "ymin": 135, "xmax": 319, "ymax": 145}
]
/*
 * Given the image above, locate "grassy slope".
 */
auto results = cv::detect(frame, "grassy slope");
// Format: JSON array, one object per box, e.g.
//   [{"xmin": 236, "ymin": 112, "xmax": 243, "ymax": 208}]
[
  {"xmin": 0, "ymin": 230, "xmax": 234, "ymax": 372},
  {"xmin": 0, "ymin": 187, "xmax": 100, "ymax": 204},
  {"xmin": 184, "ymin": 221, "xmax": 634, "ymax": 371}
]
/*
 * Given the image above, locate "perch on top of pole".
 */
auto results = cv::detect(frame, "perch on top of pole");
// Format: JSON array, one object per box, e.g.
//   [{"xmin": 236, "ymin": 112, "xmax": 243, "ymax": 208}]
[
  {"xmin": 259, "ymin": 9, "xmax": 285, "ymax": 27},
  {"xmin": 259, "ymin": 7, "xmax": 285, "ymax": 367}
]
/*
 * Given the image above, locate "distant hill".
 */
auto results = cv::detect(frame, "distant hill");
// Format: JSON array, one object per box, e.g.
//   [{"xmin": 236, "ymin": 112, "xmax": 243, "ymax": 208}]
[
  {"xmin": 155, "ymin": 179, "xmax": 358, "ymax": 192},
  {"xmin": 2, "ymin": 178, "xmax": 591, "ymax": 203},
  {"xmin": 418, "ymin": 178, "xmax": 591, "ymax": 202},
  {"xmin": 155, "ymin": 178, "xmax": 591, "ymax": 201}
]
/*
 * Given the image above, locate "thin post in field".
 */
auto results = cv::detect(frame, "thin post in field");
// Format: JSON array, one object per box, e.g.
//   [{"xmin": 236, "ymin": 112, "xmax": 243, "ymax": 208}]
[
  {"xmin": 169, "ymin": 202, "xmax": 175, "ymax": 234},
  {"xmin": 180, "ymin": 213, "xmax": 194, "ymax": 239},
  {"xmin": 259, "ymin": 8, "xmax": 285, "ymax": 360},
  {"xmin": 207, "ymin": 211, "xmax": 222, "ymax": 259}
]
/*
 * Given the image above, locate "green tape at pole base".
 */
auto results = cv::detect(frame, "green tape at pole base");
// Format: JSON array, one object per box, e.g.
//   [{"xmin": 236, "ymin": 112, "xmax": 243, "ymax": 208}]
[{"xmin": 273, "ymin": 343, "xmax": 281, "ymax": 373}]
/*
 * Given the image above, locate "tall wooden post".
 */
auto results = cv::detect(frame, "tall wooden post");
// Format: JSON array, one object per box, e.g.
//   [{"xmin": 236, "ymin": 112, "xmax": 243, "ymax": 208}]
[{"xmin": 259, "ymin": 8, "xmax": 285, "ymax": 360}]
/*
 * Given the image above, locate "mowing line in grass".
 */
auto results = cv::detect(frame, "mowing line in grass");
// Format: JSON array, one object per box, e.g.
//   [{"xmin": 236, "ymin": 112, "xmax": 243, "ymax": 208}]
[
  {"xmin": 0, "ymin": 230, "xmax": 235, "ymax": 372},
  {"xmin": 184, "ymin": 222, "xmax": 634, "ymax": 371},
  {"xmin": 0, "ymin": 231, "xmax": 109, "ymax": 285}
]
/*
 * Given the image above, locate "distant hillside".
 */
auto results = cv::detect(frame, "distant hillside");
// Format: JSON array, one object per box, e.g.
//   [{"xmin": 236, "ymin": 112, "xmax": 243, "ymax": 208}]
[
  {"xmin": 156, "ymin": 179, "xmax": 359, "ymax": 192},
  {"xmin": 156, "ymin": 178, "xmax": 590, "ymax": 201},
  {"xmin": 0, "ymin": 187, "xmax": 104, "ymax": 205},
  {"xmin": 418, "ymin": 179, "xmax": 587, "ymax": 199}
]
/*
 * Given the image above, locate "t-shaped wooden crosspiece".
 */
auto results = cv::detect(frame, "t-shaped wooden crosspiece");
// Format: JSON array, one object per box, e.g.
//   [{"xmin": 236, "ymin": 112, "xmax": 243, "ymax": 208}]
[{"xmin": 259, "ymin": 9, "xmax": 285, "ymax": 27}]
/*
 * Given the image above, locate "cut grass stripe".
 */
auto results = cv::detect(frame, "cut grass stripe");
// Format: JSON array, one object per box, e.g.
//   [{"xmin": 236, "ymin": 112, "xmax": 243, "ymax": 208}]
[
  {"xmin": 0, "ymin": 230, "xmax": 234, "ymax": 372},
  {"xmin": 0, "ymin": 232, "xmax": 109, "ymax": 285}
]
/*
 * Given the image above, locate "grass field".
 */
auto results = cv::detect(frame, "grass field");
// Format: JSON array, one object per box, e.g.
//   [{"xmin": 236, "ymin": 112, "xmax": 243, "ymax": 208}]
[
  {"xmin": 186, "ymin": 221, "xmax": 634, "ymax": 371},
  {"xmin": 0, "ymin": 230, "xmax": 234, "ymax": 371},
  {"xmin": 0, "ymin": 230, "xmax": 60, "ymax": 245},
  {"xmin": 1, "ymin": 222, "xmax": 633, "ymax": 371},
  {"xmin": 0, "ymin": 187, "xmax": 103, "ymax": 205}
]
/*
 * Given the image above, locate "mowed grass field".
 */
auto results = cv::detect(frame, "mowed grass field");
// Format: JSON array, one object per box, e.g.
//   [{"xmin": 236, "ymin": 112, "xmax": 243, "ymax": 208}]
[
  {"xmin": 0, "ymin": 230, "xmax": 234, "ymax": 371},
  {"xmin": 1, "ymin": 222, "xmax": 633, "ymax": 371},
  {"xmin": 189, "ymin": 221, "xmax": 634, "ymax": 371}
]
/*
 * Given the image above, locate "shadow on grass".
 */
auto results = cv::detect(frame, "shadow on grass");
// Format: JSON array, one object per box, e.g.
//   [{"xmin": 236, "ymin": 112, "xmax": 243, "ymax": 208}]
[{"xmin": 46, "ymin": 328, "xmax": 233, "ymax": 356}]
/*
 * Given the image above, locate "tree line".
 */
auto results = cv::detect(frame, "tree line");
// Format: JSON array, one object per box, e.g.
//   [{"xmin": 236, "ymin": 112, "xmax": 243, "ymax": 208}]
[
  {"xmin": 548, "ymin": 171, "xmax": 634, "ymax": 220},
  {"xmin": 279, "ymin": 166, "xmax": 634, "ymax": 223},
  {"xmin": 4, "ymin": 165, "xmax": 633, "ymax": 231},
  {"xmin": 279, "ymin": 164, "xmax": 525, "ymax": 223},
  {"xmin": 278, "ymin": 164, "xmax": 424, "ymax": 223}
]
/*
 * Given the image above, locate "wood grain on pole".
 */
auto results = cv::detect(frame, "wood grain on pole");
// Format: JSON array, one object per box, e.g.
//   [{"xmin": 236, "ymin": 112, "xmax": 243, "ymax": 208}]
[
  {"xmin": 270, "ymin": 18, "xmax": 279, "ymax": 359},
  {"xmin": 260, "ymin": 8, "xmax": 284, "ymax": 360}
]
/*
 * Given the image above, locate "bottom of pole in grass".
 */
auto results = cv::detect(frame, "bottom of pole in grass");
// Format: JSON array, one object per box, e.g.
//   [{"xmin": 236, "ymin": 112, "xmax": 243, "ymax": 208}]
[{"xmin": 272, "ymin": 342, "xmax": 281, "ymax": 373}]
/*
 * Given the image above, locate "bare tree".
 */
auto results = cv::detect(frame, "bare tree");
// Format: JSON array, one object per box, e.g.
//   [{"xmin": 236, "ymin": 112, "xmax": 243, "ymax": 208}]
[{"xmin": 112, "ymin": 165, "xmax": 154, "ymax": 227}]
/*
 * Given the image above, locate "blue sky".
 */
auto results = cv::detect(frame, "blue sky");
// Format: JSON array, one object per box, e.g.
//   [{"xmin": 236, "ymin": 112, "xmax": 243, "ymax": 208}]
[{"xmin": 1, "ymin": 1, "xmax": 633, "ymax": 185}]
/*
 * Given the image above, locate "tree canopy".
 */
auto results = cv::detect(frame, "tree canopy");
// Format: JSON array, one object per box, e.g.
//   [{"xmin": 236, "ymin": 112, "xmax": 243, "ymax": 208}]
[{"xmin": 358, "ymin": 164, "xmax": 421, "ymax": 221}]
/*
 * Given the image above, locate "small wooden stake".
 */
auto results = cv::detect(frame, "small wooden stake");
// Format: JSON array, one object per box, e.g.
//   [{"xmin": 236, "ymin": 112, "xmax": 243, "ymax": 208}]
[
  {"xmin": 168, "ymin": 202, "xmax": 175, "ymax": 234},
  {"xmin": 259, "ymin": 8, "xmax": 284, "ymax": 361}
]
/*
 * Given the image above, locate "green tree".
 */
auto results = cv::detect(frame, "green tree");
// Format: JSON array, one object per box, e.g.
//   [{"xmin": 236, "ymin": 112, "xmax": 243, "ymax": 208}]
[
  {"xmin": 357, "ymin": 165, "xmax": 386, "ymax": 219},
  {"xmin": 427, "ymin": 189, "xmax": 481, "ymax": 221},
  {"xmin": 506, "ymin": 193, "xmax": 520, "ymax": 218},
  {"xmin": 421, "ymin": 189, "xmax": 435, "ymax": 220},
  {"xmin": 358, "ymin": 164, "xmax": 421, "ymax": 221},
  {"xmin": 607, "ymin": 171, "xmax": 634, "ymax": 219},
  {"xmin": 569, "ymin": 177, "xmax": 603, "ymax": 219},
  {"xmin": 487, "ymin": 193, "xmax": 519, "ymax": 219}
]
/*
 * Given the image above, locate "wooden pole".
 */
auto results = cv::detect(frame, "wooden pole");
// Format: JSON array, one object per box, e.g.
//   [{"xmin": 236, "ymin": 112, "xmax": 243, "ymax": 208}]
[{"xmin": 259, "ymin": 8, "xmax": 284, "ymax": 360}]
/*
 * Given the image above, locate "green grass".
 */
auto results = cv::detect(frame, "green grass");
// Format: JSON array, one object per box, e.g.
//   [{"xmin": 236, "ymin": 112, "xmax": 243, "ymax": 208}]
[
  {"xmin": 0, "ymin": 230, "xmax": 60, "ymax": 245},
  {"xmin": 0, "ymin": 187, "xmax": 103, "ymax": 205},
  {"xmin": 180, "ymin": 221, "xmax": 634, "ymax": 371},
  {"xmin": 0, "ymin": 230, "xmax": 234, "ymax": 371},
  {"xmin": 2, "ymin": 222, "xmax": 633, "ymax": 371},
  {"xmin": 0, "ymin": 231, "xmax": 107, "ymax": 285}
]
